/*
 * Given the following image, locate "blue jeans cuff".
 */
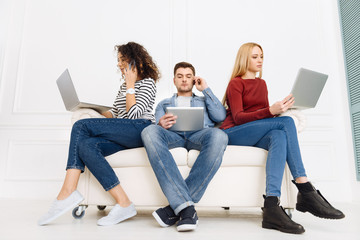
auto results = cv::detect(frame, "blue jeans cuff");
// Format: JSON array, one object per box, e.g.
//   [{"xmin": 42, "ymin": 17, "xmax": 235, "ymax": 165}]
[
  {"xmin": 174, "ymin": 201, "xmax": 194, "ymax": 215},
  {"xmin": 104, "ymin": 181, "xmax": 120, "ymax": 191},
  {"xmin": 66, "ymin": 166, "xmax": 85, "ymax": 173}
]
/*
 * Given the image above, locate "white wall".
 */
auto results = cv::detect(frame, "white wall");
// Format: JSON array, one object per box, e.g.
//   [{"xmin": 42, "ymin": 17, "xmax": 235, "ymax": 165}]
[{"xmin": 0, "ymin": 0, "xmax": 358, "ymax": 202}]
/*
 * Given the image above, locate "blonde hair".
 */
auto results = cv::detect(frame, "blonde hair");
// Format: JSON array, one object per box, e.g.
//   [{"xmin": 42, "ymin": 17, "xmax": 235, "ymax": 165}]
[{"xmin": 222, "ymin": 42, "xmax": 263, "ymax": 106}]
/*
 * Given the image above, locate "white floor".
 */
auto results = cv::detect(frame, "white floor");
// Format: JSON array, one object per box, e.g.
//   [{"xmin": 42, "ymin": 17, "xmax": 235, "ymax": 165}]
[{"xmin": 1, "ymin": 199, "xmax": 359, "ymax": 240}]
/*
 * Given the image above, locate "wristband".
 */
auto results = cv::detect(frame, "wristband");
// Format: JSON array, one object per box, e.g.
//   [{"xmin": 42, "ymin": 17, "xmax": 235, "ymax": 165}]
[{"xmin": 126, "ymin": 88, "xmax": 135, "ymax": 94}]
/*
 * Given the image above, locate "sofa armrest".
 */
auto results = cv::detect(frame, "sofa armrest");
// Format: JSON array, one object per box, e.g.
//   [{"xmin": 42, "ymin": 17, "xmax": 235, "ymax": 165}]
[
  {"xmin": 71, "ymin": 108, "xmax": 106, "ymax": 125},
  {"xmin": 279, "ymin": 109, "xmax": 306, "ymax": 133}
]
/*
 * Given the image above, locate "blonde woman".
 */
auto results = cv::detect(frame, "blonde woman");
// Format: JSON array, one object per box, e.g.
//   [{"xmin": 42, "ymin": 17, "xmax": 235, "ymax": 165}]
[{"xmin": 220, "ymin": 42, "xmax": 344, "ymax": 234}]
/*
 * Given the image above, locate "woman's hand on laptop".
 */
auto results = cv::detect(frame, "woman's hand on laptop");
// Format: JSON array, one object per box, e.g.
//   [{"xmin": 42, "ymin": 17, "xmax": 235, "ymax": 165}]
[
  {"xmin": 158, "ymin": 113, "xmax": 178, "ymax": 129},
  {"xmin": 269, "ymin": 93, "xmax": 295, "ymax": 115},
  {"xmin": 194, "ymin": 76, "xmax": 208, "ymax": 92}
]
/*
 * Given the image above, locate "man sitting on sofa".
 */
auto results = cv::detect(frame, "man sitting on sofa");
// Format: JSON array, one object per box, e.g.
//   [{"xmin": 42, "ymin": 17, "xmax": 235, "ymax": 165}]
[{"xmin": 141, "ymin": 62, "xmax": 228, "ymax": 232}]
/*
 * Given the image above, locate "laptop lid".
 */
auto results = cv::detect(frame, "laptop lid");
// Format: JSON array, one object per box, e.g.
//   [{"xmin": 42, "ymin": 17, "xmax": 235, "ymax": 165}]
[
  {"xmin": 56, "ymin": 69, "xmax": 80, "ymax": 111},
  {"xmin": 56, "ymin": 69, "xmax": 112, "ymax": 113},
  {"xmin": 291, "ymin": 68, "xmax": 328, "ymax": 109},
  {"xmin": 166, "ymin": 107, "xmax": 204, "ymax": 131}
]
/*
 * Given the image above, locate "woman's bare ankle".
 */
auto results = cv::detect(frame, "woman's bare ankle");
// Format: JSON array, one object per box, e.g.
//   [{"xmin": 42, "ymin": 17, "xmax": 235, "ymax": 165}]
[
  {"xmin": 295, "ymin": 176, "xmax": 308, "ymax": 184},
  {"xmin": 118, "ymin": 200, "xmax": 132, "ymax": 208},
  {"xmin": 57, "ymin": 189, "xmax": 76, "ymax": 200}
]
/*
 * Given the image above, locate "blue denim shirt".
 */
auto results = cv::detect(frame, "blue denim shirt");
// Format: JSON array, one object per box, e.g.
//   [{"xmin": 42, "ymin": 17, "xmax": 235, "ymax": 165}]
[{"xmin": 155, "ymin": 87, "xmax": 226, "ymax": 128}]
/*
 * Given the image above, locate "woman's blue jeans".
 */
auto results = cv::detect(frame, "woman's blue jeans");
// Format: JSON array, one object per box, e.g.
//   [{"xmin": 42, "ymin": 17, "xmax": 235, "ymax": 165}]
[
  {"xmin": 223, "ymin": 116, "xmax": 307, "ymax": 197},
  {"xmin": 66, "ymin": 118, "xmax": 151, "ymax": 191}
]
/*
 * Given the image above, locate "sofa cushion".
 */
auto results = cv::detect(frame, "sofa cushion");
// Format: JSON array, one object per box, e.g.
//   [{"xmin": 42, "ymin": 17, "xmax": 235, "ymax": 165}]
[
  {"xmin": 106, "ymin": 147, "xmax": 188, "ymax": 167},
  {"xmin": 188, "ymin": 145, "xmax": 268, "ymax": 167}
]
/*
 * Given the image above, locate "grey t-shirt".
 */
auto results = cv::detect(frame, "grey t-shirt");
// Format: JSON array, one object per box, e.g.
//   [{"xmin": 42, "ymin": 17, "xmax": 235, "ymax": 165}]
[{"xmin": 176, "ymin": 96, "xmax": 191, "ymax": 107}]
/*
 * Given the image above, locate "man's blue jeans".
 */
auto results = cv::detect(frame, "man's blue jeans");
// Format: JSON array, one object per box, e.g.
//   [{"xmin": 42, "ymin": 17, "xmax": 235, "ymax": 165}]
[
  {"xmin": 141, "ymin": 125, "xmax": 228, "ymax": 215},
  {"xmin": 66, "ymin": 118, "xmax": 151, "ymax": 191},
  {"xmin": 223, "ymin": 116, "xmax": 307, "ymax": 197}
]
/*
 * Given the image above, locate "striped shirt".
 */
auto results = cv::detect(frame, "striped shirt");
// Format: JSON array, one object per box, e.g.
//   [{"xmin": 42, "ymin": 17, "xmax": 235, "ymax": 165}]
[{"xmin": 109, "ymin": 78, "xmax": 156, "ymax": 123}]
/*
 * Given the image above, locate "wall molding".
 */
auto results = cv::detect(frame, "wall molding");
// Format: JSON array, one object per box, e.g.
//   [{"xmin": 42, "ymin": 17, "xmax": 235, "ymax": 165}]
[
  {"xmin": 300, "ymin": 141, "xmax": 337, "ymax": 182},
  {"xmin": 0, "ymin": 125, "xmax": 71, "ymax": 130},
  {"xmin": 5, "ymin": 139, "xmax": 68, "ymax": 182}
]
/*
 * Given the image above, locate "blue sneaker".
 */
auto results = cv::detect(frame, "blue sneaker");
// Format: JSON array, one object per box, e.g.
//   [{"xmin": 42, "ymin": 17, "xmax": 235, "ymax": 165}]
[
  {"xmin": 176, "ymin": 206, "xmax": 198, "ymax": 232},
  {"xmin": 152, "ymin": 205, "xmax": 180, "ymax": 227}
]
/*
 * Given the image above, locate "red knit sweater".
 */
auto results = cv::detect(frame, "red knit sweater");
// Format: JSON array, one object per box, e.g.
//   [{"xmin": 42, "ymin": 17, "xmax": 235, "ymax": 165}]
[{"xmin": 220, "ymin": 77, "xmax": 275, "ymax": 130}]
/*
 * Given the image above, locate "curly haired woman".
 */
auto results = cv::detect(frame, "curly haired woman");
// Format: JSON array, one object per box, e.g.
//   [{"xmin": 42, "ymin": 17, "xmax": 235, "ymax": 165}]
[{"xmin": 39, "ymin": 42, "xmax": 160, "ymax": 226}]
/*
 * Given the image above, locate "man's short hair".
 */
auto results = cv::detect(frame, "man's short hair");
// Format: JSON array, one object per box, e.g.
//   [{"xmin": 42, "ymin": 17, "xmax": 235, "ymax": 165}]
[{"xmin": 174, "ymin": 62, "xmax": 196, "ymax": 76}]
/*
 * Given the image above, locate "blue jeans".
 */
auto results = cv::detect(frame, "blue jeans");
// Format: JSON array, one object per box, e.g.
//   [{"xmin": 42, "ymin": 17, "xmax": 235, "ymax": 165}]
[
  {"xmin": 66, "ymin": 118, "xmax": 151, "ymax": 191},
  {"xmin": 223, "ymin": 116, "xmax": 307, "ymax": 197},
  {"xmin": 141, "ymin": 125, "xmax": 228, "ymax": 215}
]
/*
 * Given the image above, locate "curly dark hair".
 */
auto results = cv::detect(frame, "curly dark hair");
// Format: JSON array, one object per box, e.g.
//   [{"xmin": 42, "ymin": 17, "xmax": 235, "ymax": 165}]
[{"xmin": 115, "ymin": 42, "xmax": 161, "ymax": 82}]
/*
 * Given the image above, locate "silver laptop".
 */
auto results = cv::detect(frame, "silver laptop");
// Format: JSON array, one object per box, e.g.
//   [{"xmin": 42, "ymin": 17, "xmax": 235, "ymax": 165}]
[
  {"xmin": 291, "ymin": 68, "xmax": 328, "ymax": 109},
  {"xmin": 56, "ymin": 69, "xmax": 112, "ymax": 113},
  {"xmin": 166, "ymin": 107, "xmax": 204, "ymax": 131}
]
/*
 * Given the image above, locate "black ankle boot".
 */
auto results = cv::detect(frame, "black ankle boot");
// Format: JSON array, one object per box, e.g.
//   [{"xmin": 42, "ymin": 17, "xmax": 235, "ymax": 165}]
[
  {"xmin": 292, "ymin": 180, "xmax": 345, "ymax": 219},
  {"xmin": 262, "ymin": 195, "xmax": 305, "ymax": 234}
]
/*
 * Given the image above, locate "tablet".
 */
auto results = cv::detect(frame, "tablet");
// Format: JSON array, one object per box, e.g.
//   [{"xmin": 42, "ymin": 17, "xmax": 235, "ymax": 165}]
[{"xmin": 166, "ymin": 107, "xmax": 204, "ymax": 131}]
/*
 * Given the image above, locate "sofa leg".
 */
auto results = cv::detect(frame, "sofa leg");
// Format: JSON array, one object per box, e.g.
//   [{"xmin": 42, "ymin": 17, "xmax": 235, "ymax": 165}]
[
  {"xmin": 222, "ymin": 207, "xmax": 230, "ymax": 210},
  {"xmin": 97, "ymin": 205, "xmax": 106, "ymax": 211},
  {"xmin": 72, "ymin": 205, "xmax": 88, "ymax": 219}
]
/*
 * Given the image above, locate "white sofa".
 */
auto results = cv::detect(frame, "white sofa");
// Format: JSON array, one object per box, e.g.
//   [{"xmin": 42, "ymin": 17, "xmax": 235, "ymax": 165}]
[{"xmin": 71, "ymin": 109, "xmax": 306, "ymax": 218}]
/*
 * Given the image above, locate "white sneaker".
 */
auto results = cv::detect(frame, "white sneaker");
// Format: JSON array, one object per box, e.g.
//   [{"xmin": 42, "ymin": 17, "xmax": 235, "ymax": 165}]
[
  {"xmin": 97, "ymin": 203, "xmax": 137, "ymax": 226},
  {"xmin": 38, "ymin": 190, "xmax": 84, "ymax": 226}
]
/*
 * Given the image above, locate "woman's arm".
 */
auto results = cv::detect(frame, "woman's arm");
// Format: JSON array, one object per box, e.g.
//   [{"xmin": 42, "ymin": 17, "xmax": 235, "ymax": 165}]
[
  {"xmin": 227, "ymin": 80, "xmax": 273, "ymax": 125},
  {"xmin": 269, "ymin": 94, "xmax": 295, "ymax": 115},
  {"xmin": 101, "ymin": 111, "xmax": 113, "ymax": 118},
  {"xmin": 127, "ymin": 79, "xmax": 156, "ymax": 119},
  {"xmin": 124, "ymin": 66, "xmax": 137, "ymax": 112}
]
